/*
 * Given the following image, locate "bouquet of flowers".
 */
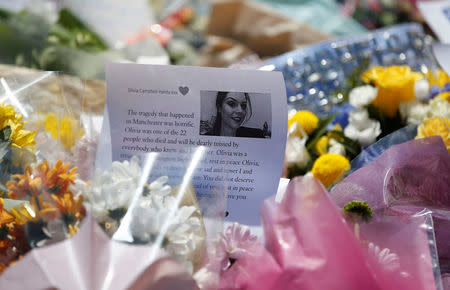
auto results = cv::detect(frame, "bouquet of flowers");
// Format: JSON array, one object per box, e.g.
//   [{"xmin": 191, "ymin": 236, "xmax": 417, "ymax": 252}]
[{"xmin": 266, "ymin": 23, "xmax": 450, "ymax": 188}]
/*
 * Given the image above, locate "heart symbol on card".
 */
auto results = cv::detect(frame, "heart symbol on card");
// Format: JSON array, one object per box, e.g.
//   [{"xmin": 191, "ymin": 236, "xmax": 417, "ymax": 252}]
[{"xmin": 179, "ymin": 86, "xmax": 189, "ymax": 95}]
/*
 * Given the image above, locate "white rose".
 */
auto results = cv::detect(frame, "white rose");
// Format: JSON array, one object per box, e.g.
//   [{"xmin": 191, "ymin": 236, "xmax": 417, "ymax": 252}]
[
  {"xmin": 344, "ymin": 120, "xmax": 381, "ymax": 146},
  {"xmin": 285, "ymin": 135, "xmax": 310, "ymax": 168},
  {"xmin": 349, "ymin": 85, "xmax": 378, "ymax": 108},
  {"xmin": 399, "ymin": 101, "xmax": 430, "ymax": 125},
  {"xmin": 414, "ymin": 79, "xmax": 429, "ymax": 101},
  {"xmin": 429, "ymin": 96, "xmax": 450, "ymax": 118},
  {"xmin": 328, "ymin": 139, "xmax": 346, "ymax": 155}
]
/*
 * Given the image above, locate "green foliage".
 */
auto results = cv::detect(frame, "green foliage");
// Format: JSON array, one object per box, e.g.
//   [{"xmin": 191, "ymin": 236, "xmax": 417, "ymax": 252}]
[
  {"xmin": 0, "ymin": 8, "xmax": 110, "ymax": 77},
  {"xmin": 328, "ymin": 130, "xmax": 361, "ymax": 160},
  {"xmin": 108, "ymin": 207, "xmax": 127, "ymax": 222},
  {"xmin": 48, "ymin": 9, "xmax": 108, "ymax": 52},
  {"xmin": 367, "ymin": 104, "xmax": 404, "ymax": 139},
  {"xmin": 306, "ymin": 114, "xmax": 337, "ymax": 151}
]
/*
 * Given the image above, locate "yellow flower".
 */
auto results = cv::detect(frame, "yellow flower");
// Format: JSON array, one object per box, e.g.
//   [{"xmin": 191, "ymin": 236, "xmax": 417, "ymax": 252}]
[
  {"xmin": 288, "ymin": 110, "xmax": 319, "ymax": 137},
  {"xmin": 9, "ymin": 203, "xmax": 34, "ymax": 225},
  {"xmin": 0, "ymin": 103, "xmax": 36, "ymax": 149},
  {"xmin": 361, "ymin": 66, "xmax": 423, "ymax": 118},
  {"xmin": 10, "ymin": 196, "xmax": 60, "ymax": 224},
  {"xmin": 416, "ymin": 117, "xmax": 450, "ymax": 152},
  {"xmin": 315, "ymin": 136, "xmax": 329, "ymax": 155},
  {"xmin": 44, "ymin": 113, "xmax": 59, "ymax": 139},
  {"xmin": 312, "ymin": 154, "xmax": 350, "ymax": 188},
  {"xmin": 427, "ymin": 69, "xmax": 450, "ymax": 89},
  {"xmin": 0, "ymin": 103, "xmax": 21, "ymax": 125},
  {"xmin": 327, "ymin": 124, "xmax": 344, "ymax": 142},
  {"xmin": 438, "ymin": 92, "xmax": 450, "ymax": 102},
  {"xmin": 43, "ymin": 113, "xmax": 84, "ymax": 150}
]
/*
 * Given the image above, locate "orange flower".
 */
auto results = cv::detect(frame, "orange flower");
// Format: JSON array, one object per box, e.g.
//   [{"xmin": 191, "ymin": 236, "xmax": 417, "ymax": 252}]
[
  {"xmin": 0, "ymin": 199, "xmax": 15, "ymax": 226},
  {"xmin": 30, "ymin": 196, "xmax": 60, "ymax": 222},
  {"xmin": 7, "ymin": 160, "xmax": 78, "ymax": 199},
  {"xmin": 362, "ymin": 66, "xmax": 423, "ymax": 118},
  {"xmin": 52, "ymin": 193, "xmax": 85, "ymax": 221},
  {"xmin": 37, "ymin": 160, "xmax": 78, "ymax": 195},
  {"xmin": 7, "ymin": 167, "xmax": 43, "ymax": 199}
]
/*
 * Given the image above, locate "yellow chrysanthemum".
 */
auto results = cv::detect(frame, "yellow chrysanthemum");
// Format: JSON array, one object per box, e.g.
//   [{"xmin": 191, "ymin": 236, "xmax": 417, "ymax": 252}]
[
  {"xmin": 427, "ymin": 69, "xmax": 450, "ymax": 89},
  {"xmin": 312, "ymin": 154, "xmax": 350, "ymax": 188},
  {"xmin": 0, "ymin": 103, "xmax": 36, "ymax": 149},
  {"xmin": 43, "ymin": 113, "xmax": 84, "ymax": 150},
  {"xmin": 315, "ymin": 136, "xmax": 329, "ymax": 155},
  {"xmin": 361, "ymin": 66, "xmax": 423, "ymax": 118},
  {"xmin": 288, "ymin": 110, "xmax": 319, "ymax": 137},
  {"xmin": 416, "ymin": 117, "xmax": 450, "ymax": 152}
]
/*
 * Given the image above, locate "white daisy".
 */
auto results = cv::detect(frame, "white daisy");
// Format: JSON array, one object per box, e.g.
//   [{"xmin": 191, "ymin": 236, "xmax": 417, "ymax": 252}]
[
  {"xmin": 130, "ymin": 204, "xmax": 203, "ymax": 274},
  {"xmin": 73, "ymin": 156, "xmax": 142, "ymax": 233}
]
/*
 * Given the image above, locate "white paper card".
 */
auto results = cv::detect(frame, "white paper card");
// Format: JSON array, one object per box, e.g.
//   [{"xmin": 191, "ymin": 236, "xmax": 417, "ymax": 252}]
[
  {"xmin": 62, "ymin": 0, "xmax": 154, "ymax": 47},
  {"xmin": 105, "ymin": 63, "xmax": 287, "ymax": 225},
  {"xmin": 418, "ymin": 0, "xmax": 450, "ymax": 43},
  {"xmin": 433, "ymin": 43, "xmax": 450, "ymax": 75}
]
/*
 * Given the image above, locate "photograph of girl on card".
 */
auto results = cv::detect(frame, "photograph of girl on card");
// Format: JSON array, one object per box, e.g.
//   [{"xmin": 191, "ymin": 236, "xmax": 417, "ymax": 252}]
[{"xmin": 199, "ymin": 90, "xmax": 272, "ymax": 138}]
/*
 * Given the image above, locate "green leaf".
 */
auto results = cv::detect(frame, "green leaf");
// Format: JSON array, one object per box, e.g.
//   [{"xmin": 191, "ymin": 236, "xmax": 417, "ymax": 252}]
[
  {"xmin": 108, "ymin": 207, "xmax": 127, "ymax": 222},
  {"xmin": 306, "ymin": 114, "xmax": 337, "ymax": 151},
  {"xmin": 328, "ymin": 130, "xmax": 362, "ymax": 159},
  {"xmin": 53, "ymin": 9, "xmax": 108, "ymax": 52},
  {"xmin": 0, "ymin": 141, "xmax": 9, "ymax": 161},
  {"xmin": 0, "ymin": 126, "xmax": 12, "ymax": 141}
]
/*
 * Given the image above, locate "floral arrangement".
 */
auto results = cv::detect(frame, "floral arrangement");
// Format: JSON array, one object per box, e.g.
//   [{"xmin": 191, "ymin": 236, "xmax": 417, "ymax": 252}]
[
  {"xmin": 190, "ymin": 136, "xmax": 448, "ymax": 289},
  {"xmin": 0, "ymin": 101, "xmax": 210, "ymax": 284},
  {"xmin": 285, "ymin": 66, "xmax": 450, "ymax": 187}
]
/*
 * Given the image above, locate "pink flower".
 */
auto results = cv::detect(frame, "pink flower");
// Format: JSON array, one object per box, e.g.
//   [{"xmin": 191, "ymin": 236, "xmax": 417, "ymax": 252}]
[{"xmin": 220, "ymin": 222, "xmax": 258, "ymax": 271}]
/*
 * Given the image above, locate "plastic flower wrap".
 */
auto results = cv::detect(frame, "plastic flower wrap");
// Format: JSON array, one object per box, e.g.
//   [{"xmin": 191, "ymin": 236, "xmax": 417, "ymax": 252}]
[
  {"xmin": 0, "ymin": 159, "xmax": 85, "ymax": 273},
  {"xmin": 212, "ymin": 174, "xmax": 439, "ymax": 290},
  {"xmin": 330, "ymin": 136, "xmax": 450, "ymax": 282}
]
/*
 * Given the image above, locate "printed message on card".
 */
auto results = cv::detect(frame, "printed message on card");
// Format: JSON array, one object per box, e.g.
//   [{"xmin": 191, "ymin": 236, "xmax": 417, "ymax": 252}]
[{"xmin": 105, "ymin": 63, "xmax": 287, "ymax": 225}]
